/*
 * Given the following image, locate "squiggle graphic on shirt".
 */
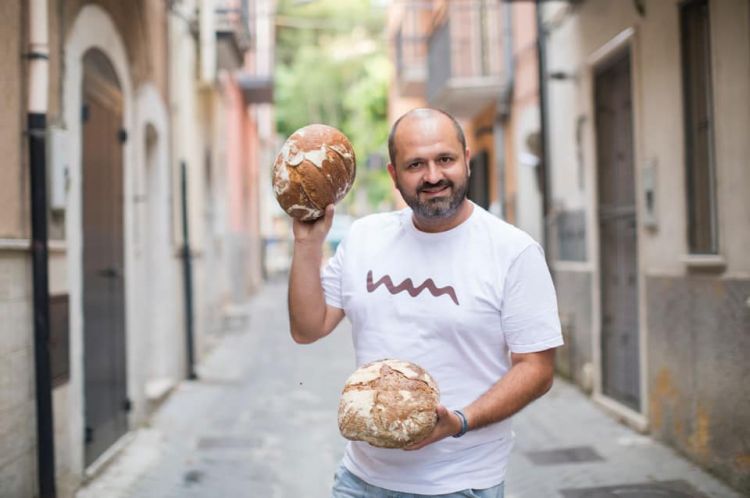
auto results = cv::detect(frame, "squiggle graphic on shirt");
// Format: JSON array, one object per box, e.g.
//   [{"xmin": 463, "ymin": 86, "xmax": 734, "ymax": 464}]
[{"xmin": 366, "ymin": 270, "xmax": 460, "ymax": 306}]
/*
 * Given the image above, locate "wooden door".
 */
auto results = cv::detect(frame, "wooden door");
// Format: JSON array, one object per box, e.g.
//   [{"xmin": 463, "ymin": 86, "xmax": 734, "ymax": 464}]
[
  {"xmin": 595, "ymin": 49, "xmax": 640, "ymax": 411},
  {"xmin": 81, "ymin": 50, "xmax": 128, "ymax": 465}
]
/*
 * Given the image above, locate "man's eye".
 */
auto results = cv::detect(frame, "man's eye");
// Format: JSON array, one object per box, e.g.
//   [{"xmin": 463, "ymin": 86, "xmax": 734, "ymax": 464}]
[
  {"xmin": 439, "ymin": 156, "xmax": 453, "ymax": 163},
  {"xmin": 407, "ymin": 162, "xmax": 421, "ymax": 169}
]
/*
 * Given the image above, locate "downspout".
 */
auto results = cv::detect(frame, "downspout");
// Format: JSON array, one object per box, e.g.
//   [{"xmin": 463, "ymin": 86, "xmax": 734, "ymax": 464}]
[
  {"xmin": 27, "ymin": 0, "xmax": 56, "ymax": 496},
  {"xmin": 535, "ymin": 0, "xmax": 552, "ymax": 262},
  {"xmin": 180, "ymin": 161, "xmax": 198, "ymax": 380},
  {"xmin": 494, "ymin": 0, "xmax": 514, "ymax": 220}
]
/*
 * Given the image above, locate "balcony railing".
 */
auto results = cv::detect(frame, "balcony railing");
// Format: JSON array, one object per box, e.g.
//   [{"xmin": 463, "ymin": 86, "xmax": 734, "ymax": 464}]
[
  {"xmin": 394, "ymin": 5, "xmax": 429, "ymax": 98},
  {"xmin": 427, "ymin": 0, "xmax": 507, "ymax": 117},
  {"xmin": 215, "ymin": 0, "xmax": 252, "ymax": 70}
]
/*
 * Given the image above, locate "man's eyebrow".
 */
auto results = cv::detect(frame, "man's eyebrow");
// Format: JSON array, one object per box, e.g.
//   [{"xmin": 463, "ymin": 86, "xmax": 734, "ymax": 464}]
[
  {"xmin": 402, "ymin": 155, "xmax": 426, "ymax": 164},
  {"xmin": 400, "ymin": 151, "xmax": 457, "ymax": 164}
]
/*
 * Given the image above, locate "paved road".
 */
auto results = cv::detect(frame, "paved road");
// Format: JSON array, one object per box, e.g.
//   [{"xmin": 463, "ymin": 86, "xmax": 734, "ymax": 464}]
[{"xmin": 77, "ymin": 279, "xmax": 742, "ymax": 498}]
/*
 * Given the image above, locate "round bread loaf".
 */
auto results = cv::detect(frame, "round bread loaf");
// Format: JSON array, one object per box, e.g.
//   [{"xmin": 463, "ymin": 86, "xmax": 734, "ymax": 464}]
[
  {"xmin": 338, "ymin": 359, "xmax": 439, "ymax": 449},
  {"xmin": 272, "ymin": 124, "xmax": 356, "ymax": 221}
]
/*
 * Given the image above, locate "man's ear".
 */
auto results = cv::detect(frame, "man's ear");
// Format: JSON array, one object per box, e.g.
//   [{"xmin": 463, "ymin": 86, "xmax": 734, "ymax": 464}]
[
  {"xmin": 387, "ymin": 163, "xmax": 397, "ymax": 185},
  {"xmin": 465, "ymin": 148, "xmax": 472, "ymax": 176}
]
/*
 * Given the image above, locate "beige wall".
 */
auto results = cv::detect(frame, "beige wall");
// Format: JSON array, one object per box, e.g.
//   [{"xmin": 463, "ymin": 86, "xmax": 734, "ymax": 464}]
[
  {"xmin": 48, "ymin": 0, "xmax": 169, "ymax": 123},
  {"xmin": 508, "ymin": 2, "xmax": 542, "ymax": 240},
  {"xmin": 0, "ymin": 3, "xmax": 35, "ymax": 494},
  {"xmin": 0, "ymin": 253, "xmax": 36, "ymax": 498},
  {"xmin": 545, "ymin": 1, "xmax": 750, "ymax": 492},
  {"xmin": 709, "ymin": 0, "xmax": 750, "ymax": 273},
  {"xmin": 0, "ymin": 0, "xmax": 27, "ymax": 239},
  {"xmin": 546, "ymin": 0, "xmax": 750, "ymax": 274}
]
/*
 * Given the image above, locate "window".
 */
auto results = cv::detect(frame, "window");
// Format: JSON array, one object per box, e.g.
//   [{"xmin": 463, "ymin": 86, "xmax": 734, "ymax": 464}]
[{"xmin": 680, "ymin": 0, "xmax": 718, "ymax": 254}]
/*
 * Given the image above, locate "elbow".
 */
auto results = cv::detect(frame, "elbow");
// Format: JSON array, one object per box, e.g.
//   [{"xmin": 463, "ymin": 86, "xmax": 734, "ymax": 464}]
[
  {"xmin": 540, "ymin": 367, "xmax": 555, "ymax": 395},
  {"xmin": 289, "ymin": 325, "xmax": 318, "ymax": 345},
  {"xmin": 291, "ymin": 332, "xmax": 314, "ymax": 345},
  {"xmin": 543, "ymin": 374, "xmax": 554, "ymax": 395}
]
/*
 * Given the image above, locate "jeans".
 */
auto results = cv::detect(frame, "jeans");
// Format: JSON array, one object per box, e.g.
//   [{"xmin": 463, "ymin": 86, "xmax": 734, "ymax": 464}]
[{"xmin": 330, "ymin": 465, "xmax": 505, "ymax": 498}]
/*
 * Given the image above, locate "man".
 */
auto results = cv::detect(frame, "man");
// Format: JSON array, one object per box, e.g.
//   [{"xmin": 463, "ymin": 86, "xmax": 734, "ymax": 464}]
[{"xmin": 288, "ymin": 108, "xmax": 563, "ymax": 497}]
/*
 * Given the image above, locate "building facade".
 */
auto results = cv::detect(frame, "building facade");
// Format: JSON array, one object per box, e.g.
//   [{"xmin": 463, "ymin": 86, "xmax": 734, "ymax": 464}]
[
  {"xmin": 0, "ymin": 0, "xmax": 273, "ymax": 496},
  {"xmin": 388, "ymin": 0, "xmax": 545, "ymax": 240},
  {"xmin": 542, "ymin": 0, "xmax": 749, "ymax": 493},
  {"xmin": 388, "ymin": 0, "xmax": 749, "ymax": 494}
]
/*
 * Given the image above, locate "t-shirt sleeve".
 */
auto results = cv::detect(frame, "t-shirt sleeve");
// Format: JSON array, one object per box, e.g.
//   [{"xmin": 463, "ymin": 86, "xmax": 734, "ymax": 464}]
[
  {"xmin": 501, "ymin": 243, "xmax": 564, "ymax": 353},
  {"xmin": 321, "ymin": 238, "xmax": 346, "ymax": 310}
]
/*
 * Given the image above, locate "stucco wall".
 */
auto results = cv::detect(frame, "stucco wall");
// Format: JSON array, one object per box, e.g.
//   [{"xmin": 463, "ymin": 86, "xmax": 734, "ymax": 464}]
[
  {"xmin": 708, "ymin": 0, "xmax": 750, "ymax": 274},
  {"xmin": 546, "ymin": 0, "xmax": 750, "ymax": 274},
  {"xmin": 553, "ymin": 268, "xmax": 593, "ymax": 390},
  {"xmin": 647, "ymin": 275, "xmax": 750, "ymax": 494},
  {"xmin": 0, "ymin": 0, "xmax": 27, "ymax": 239},
  {"xmin": 0, "ymin": 3, "xmax": 36, "ymax": 497},
  {"xmin": 544, "ymin": 0, "xmax": 750, "ymax": 493},
  {"xmin": 50, "ymin": 0, "xmax": 169, "ymax": 118},
  {"xmin": 0, "ymin": 253, "xmax": 36, "ymax": 498}
]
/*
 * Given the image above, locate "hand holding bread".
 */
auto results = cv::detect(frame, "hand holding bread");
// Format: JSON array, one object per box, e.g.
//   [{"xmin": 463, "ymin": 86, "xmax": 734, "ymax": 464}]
[
  {"xmin": 272, "ymin": 124, "xmax": 356, "ymax": 222},
  {"xmin": 337, "ymin": 359, "xmax": 440, "ymax": 449}
]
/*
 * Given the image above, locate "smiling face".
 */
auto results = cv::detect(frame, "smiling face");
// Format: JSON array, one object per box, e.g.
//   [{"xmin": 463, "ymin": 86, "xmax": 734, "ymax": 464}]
[{"xmin": 388, "ymin": 110, "xmax": 472, "ymax": 232}]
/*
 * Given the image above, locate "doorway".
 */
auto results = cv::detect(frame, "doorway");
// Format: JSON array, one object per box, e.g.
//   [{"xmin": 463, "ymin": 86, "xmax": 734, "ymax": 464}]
[
  {"xmin": 81, "ymin": 49, "xmax": 128, "ymax": 465},
  {"xmin": 594, "ymin": 48, "xmax": 640, "ymax": 411},
  {"xmin": 468, "ymin": 150, "xmax": 490, "ymax": 210}
]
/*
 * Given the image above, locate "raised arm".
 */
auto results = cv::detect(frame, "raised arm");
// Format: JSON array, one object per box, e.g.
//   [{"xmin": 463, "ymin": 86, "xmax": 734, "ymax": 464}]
[{"xmin": 288, "ymin": 204, "xmax": 345, "ymax": 344}]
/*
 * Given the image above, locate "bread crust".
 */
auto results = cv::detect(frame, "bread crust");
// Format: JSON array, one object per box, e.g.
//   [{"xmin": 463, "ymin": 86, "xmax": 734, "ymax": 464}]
[
  {"xmin": 272, "ymin": 124, "xmax": 356, "ymax": 221},
  {"xmin": 338, "ymin": 359, "xmax": 439, "ymax": 449}
]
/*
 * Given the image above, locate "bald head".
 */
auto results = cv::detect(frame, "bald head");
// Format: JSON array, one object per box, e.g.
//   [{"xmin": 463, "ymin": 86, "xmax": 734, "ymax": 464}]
[{"xmin": 387, "ymin": 108, "xmax": 467, "ymax": 166}]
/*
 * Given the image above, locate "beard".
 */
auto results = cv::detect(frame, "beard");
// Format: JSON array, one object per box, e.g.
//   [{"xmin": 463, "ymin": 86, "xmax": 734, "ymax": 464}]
[{"xmin": 396, "ymin": 173, "xmax": 469, "ymax": 220}]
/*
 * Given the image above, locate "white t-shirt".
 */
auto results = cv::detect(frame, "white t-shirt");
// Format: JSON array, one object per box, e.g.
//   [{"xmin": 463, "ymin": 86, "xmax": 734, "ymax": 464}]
[{"xmin": 321, "ymin": 203, "xmax": 563, "ymax": 494}]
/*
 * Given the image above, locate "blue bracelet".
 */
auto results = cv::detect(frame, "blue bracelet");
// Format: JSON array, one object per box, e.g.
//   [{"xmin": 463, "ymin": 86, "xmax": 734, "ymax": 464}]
[{"xmin": 452, "ymin": 409, "xmax": 469, "ymax": 438}]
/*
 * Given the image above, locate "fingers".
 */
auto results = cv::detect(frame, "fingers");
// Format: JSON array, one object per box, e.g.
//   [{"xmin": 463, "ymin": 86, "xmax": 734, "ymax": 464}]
[
  {"xmin": 436, "ymin": 405, "xmax": 450, "ymax": 419},
  {"xmin": 321, "ymin": 204, "xmax": 335, "ymax": 232},
  {"xmin": 402, "ymin": 405, "xmax": 458, "ymax": 451},
  {"xmin": 292, "ymin": 205, "xmax": 335, "ymax": 243}
]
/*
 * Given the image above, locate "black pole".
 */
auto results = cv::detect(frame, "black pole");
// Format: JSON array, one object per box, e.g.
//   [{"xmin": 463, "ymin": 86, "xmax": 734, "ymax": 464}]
[
  {"xmin": 28, "ymin": 112, "xmax": 57, "ymax": 498},
  {"xmin": 180, "ymin": 161, "xmax": 197, "ymax": 380},
  {"xmin": 535, "ymin": 0, "xmax": 552, "ymax": 262}
]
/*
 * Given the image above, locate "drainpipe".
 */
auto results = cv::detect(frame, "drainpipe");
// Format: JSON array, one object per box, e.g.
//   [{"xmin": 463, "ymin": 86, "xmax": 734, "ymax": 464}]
[
  {"xmin": 180, "ymin": 161, "xmax": 197, "ymax": 380},
  {"xmin": 27, "ymin": 0, "xmax": 56, "ymax": 496},
  {"xmin": 535, "ymin": 0, "xmax": 552, "ymax": 262}
]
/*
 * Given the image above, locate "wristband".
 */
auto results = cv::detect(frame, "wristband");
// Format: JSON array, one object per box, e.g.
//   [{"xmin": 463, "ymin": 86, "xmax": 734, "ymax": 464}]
[{"xmin": 452, "ymin": 409, "xmax": 469, "ymax": 438}]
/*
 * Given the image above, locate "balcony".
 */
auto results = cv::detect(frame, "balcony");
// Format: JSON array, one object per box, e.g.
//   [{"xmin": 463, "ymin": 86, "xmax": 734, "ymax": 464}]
[
  {"xmin": 215, "ymin": 0, "xmax": 252, "ymax": 71},
  {"xmin": 237, "ymin": 73, "xmax": 273, "ymax": 104},
  {"xmin": 393, "ymin": 3, "xmax": 431, "ymax": 98},
  {"xmin": 427, "ymin": 0, "xmax": 507, "ymax": 117}
]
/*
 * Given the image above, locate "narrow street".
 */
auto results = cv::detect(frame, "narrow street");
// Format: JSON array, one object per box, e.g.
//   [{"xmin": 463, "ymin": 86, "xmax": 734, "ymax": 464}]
[
  {"xmin": 77, "ymin": 280, "xmax": 742, "ymax": 498},
  {"xmin": 77, "ymin": 277, "xmax": 355, "ymax": 498}
]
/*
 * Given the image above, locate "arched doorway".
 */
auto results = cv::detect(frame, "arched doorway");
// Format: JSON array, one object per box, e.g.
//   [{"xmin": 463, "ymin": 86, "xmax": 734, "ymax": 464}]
[{"xmin": 81, "ymin": 48, "xmax": 128, "ymax": 465}]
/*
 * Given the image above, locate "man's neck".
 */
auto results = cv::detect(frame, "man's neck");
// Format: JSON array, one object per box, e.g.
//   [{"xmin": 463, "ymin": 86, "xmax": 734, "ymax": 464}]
[{"xmin": 412, "ymin": 200, "xmax": 474, "ymax": 233}]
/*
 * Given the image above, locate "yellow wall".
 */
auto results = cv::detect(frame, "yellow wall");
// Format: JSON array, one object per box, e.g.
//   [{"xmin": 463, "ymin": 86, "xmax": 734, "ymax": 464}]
[{"xmin": 0, "ymin": 0, "xmax": 26, "ymax": 238}]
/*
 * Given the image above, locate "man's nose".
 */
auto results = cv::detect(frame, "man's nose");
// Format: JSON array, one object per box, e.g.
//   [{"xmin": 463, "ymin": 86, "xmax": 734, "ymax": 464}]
[{"xmin": 424, "ymin": 162, "xmax": 443, "ymax": 184}]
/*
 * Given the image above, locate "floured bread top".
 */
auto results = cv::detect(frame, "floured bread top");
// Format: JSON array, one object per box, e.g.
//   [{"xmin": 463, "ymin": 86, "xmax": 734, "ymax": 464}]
[
  {"xmin": 272, "ymin": 124, "xmax": 356, "ymax": 221},
  {"xmin": 338, "ymin": 359, "xmax": 439, "ymax": 449}
]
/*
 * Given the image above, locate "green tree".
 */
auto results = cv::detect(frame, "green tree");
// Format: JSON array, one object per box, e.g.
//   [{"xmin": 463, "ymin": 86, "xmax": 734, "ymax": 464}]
[{"xmin": 274, "ymin": 0, "xmax": 394, "ymax": 214}]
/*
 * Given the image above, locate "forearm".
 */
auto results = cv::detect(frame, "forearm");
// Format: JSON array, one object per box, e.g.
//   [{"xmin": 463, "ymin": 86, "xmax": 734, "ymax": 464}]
[
  {"xmin": 288, "ymin": 241, "xmax": 328, "ymax": 343},
  {"xmin": 404, "ymin": 351, "xmax": 555, "ymax": 451},
  {"xmin": 463, "ymin": 350, "xmax": 555, "ymax": 431}
]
